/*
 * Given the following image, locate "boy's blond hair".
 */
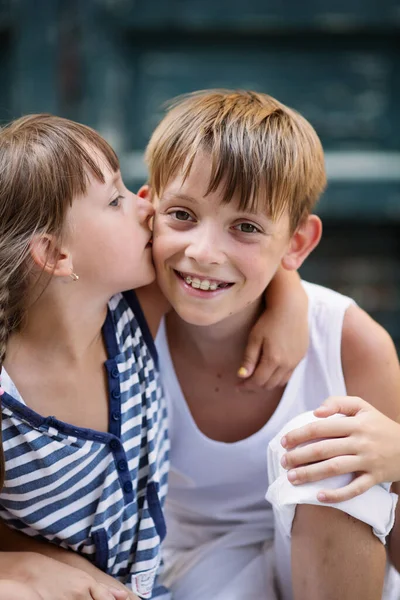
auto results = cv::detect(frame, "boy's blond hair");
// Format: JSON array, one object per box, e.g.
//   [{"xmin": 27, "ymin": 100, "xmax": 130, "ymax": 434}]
[{"xmin": 145, "ymin": 90, "xmax": 326, "ymax": 233}]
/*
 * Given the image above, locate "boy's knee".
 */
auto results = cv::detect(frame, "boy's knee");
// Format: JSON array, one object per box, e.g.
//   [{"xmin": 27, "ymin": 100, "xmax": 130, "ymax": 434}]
[{"xmin": 266, "ymin": 410, "xmax": 397, "ymax": 545}]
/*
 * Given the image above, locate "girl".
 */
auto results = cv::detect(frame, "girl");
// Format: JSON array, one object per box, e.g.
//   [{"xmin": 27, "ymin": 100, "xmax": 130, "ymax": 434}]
[{"xmin": 0, "ymin": 114, "xmax": 168, "ymax": 600}]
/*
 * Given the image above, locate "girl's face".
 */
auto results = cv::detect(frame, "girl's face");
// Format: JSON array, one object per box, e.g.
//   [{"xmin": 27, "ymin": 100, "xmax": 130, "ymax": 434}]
[
  {"xmin": 66, "ymin": 154, "xmax": 155, "ymax": 296},
  {"xmin": 152, "ymin": 153, "xmax": 294, "ymax": 328}
]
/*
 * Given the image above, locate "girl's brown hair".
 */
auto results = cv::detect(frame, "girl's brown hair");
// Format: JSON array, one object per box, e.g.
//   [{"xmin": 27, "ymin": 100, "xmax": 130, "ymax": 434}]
[
  {"xmin": 0, "ymin": 114, "xmax": 119, "ymax": 488},
  {"xmin": 145, "ymin": 89, "xmax": 326, "ymax": 234}
]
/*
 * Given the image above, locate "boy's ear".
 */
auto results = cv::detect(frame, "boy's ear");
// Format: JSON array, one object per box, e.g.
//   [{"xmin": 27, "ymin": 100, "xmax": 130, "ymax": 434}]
[
  {"xmin": 30, "ymin": 234, "xmax": 73, "ymax": 278},
  {"xmin": 281, "ymin": 215, "xmax": 322, "ymax": 271}
]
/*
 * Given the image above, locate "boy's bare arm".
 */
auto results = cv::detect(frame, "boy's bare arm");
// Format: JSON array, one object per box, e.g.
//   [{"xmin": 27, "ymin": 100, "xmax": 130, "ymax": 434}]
[
  {"xmin": 341, "ymin": 304, "xmax": 400, "ymax": 420},
  {"xmin": 292, "ymin": 504, "xmax": 385, "ymax": 600},
  {"xmin": 0, "ymin": 521, "xmax": 139, "ymax": 599},
  {"xmin": 389, "ymin": 481, "xmax": 400, "ymax": 572},
  {"xmin": 292, "ymin": 305, "xmax": 399, "ymax": 599}
]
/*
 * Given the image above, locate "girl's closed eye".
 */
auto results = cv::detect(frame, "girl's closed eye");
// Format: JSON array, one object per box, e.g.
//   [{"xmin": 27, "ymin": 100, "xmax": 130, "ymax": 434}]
[{"xmin": 109, "ymin": 195, "xmax": 124, "ymax": 208}]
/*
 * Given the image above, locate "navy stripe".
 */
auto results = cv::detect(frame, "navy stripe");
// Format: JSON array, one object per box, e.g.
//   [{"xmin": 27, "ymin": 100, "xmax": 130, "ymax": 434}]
[
  {"xmin": 0, "ymin": 292, "xmax": 170, "ymax": 598},
  {"xmin": 123, "ymin": 290, "xmax": 159, "ymax": 369}
]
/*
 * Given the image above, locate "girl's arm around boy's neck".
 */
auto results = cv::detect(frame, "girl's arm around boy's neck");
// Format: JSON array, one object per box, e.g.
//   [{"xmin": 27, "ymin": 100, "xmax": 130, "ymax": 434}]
[
  {"xmin": 239, "ymin": 268, "xmax": 308, "ymax": 389},
  {"xmin": 136, "ymin": 280, "xmax": 171, "ymax": 339}
]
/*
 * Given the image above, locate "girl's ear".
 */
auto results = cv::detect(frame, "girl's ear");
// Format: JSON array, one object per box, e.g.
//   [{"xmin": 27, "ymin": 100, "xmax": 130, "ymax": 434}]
[
  {"xmin": 30, "ymin": 234, "xmax": 73, "ymax": 278},
  {"xmin": 137, "ymin": 184, "xmax": 151, "ymax": 200},
  {"xmin": 281, "ymin": 215, "xmax": 322, "ymax": 271}
]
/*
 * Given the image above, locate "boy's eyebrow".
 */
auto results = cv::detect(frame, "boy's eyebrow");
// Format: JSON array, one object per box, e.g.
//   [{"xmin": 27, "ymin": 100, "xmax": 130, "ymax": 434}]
[{"xmin": 161, "ymin": 192, "xmax": 199, "ymax": 204}]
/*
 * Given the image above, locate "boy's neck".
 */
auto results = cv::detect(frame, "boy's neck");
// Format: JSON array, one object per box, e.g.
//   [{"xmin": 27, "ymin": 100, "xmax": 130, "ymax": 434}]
[{"xmin": 166, "ymin": 297, "xmax": 264, "ymax": 370}]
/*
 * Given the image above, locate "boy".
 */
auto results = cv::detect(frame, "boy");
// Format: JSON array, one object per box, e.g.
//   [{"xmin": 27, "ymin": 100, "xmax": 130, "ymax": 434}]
[{"xmin": 141, "ymin": 89, "xmax": 400, "ymax": 600}]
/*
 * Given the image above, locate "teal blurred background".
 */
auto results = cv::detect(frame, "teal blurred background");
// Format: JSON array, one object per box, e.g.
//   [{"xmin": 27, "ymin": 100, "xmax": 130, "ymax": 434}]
[{"xmin": 1, "ymin": 0, "xmax": 399, "ymax": 349}]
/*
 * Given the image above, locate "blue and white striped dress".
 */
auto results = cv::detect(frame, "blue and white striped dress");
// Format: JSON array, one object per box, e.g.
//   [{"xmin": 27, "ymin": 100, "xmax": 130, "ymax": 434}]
[{"xmin": 0, "ymin": 291, "xmax": 170, "ymax": 599}]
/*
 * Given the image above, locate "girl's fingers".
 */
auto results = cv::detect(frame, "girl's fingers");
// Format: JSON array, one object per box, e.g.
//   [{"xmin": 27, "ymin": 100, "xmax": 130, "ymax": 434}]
[
  {"xmin": 238, "ymin": 333, "xmax": 263, "ymax": 379},
  {"xmin": 244, "ymin": 354, "xmax": 276, "ymax": 388},
  {"xmin": 262, "ymin": 366, "xmax": 285, "ymax": 391},
  {"xmin": 285, "ymin": 455, "xmax": 361, "ymax": 486},
  {"xmin": 314, "ymin": 396, "xmax": 368, "ymax": 418},
  {"xmin": 91, "ymin": 584, "xmax": 127, "ymax": 600},
  {"xmin": 109, "ymin": 588, "xmax": 130, "ymax": 600},
  {"xmin": 282, "ymin": 438, "xmax": 356, "ymax": 470},
  {"xmin": 281, "ymin": 415, "xmax": 355, "ymax": 449},
  {"xmin": 316, "ymin": 473, "xmax": 375, "ymax": 504}
]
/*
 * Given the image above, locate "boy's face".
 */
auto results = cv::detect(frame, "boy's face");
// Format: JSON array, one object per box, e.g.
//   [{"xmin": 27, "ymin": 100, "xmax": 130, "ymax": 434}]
[{"xmin": 151, "ymin": 152, "xmax": 311, "ymax": 327}]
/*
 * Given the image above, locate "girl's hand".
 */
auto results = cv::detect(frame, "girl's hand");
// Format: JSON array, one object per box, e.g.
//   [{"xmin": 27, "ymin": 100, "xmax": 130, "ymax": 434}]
[
  {"xmin": 280, "ymin": 396, "xmax": 400, "ymax": 503},
  {"xmin": 238, "ymin": 270, "xmax": 308, "ymax": 390},
  {"xmin": 0, "ymin": 579, "xmax": 128, "ymax": 600},
  {"xmin": 0, "ymin": 580, "xmax": 42, "ymax": 600},
  {"xmin": 16, "ymin": 552, "xmax": 132, "ymax": 600}
]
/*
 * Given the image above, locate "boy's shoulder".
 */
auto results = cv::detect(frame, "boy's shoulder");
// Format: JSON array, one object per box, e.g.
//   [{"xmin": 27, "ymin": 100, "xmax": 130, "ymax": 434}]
[
  {"xmin": 301, "ymin": 280, "xmax": 355, "ymax": 341},
  {"xmin": 301, "ymin": 281, "xmax": 400, "ymax": 420},
  {"xmin": 302, "ymin": 280, "xmax": 354, "ymax": 312},
  {"xmin": 341, "ymin": 303, "xmax": 400, "ymax": 420}
]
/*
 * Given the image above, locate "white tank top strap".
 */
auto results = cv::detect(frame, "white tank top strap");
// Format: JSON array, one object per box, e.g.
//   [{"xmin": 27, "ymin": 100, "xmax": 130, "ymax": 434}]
[{"xmin": 303, "ymin": 281, "xmax": 356, "ymax": 399}]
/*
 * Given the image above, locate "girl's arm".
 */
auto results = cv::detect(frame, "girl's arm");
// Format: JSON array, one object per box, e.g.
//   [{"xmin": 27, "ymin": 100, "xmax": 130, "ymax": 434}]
[
  {"xmin": 0, "ymin": 578, "xmax": 41, "ymax": 600},
  {"xmin": 135, "ymin": 280, "xmax": 170, "ymax": 339},
  {"xmin": 0, "ymin": 551, "xmax": 129, "ymax": 600},
  {"xmin": 238, "ymin": 268, "xmax": 308, "ymax": 389},
  {"xmin": 0, "ymin": 522, "xmax": 137, "ymax": 599},
  {"xmin": 280, "ymin": 395, "xmax": 400, "ymax": 502}
]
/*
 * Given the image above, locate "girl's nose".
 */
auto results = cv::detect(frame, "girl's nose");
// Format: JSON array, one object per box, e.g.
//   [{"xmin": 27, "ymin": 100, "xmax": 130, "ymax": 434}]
[{"xmin": 138, "ymin": 195, "xmax": 155, "ymax": 223}]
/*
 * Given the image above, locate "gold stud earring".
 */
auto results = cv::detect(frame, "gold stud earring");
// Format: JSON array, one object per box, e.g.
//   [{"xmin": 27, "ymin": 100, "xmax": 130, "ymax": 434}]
[{"xmin": 70, "ymin": 272, "xmax": 79, "ymax": 281}]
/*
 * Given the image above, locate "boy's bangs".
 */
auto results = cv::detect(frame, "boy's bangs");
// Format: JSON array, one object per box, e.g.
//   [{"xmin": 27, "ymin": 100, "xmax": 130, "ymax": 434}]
[
  {"xmin": 155, "ymin": 134, "xmax": 293, "ymax": 222},
  {"xmin": 147, "ymin": 90, "xmax": 326, "ymax": 232}
]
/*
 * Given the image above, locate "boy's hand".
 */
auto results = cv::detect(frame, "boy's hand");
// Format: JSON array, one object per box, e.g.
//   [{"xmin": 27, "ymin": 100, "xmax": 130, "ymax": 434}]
[
  {"xmin": 280, "ymin": 396, "xmax": 400, "ymax": 503},
  {"xmin": 238, "ymin": 270, "xmax": 308, "ymax": 390}
]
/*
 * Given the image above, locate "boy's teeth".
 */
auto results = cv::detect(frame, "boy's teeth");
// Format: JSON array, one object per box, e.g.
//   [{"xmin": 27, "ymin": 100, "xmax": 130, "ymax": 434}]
[
  {"xmin": 182, "ymin": 273, "xmax": 222, "ymax": 291},
  {"xmin": 192, "ymin": 278, "xmax": 201, "ymax": 289}
]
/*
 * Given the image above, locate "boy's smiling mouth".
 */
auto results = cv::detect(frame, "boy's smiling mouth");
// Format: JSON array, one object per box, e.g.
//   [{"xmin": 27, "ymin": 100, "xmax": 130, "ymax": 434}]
[{"xmin": 175, "ymin": 270, "xmax": 234, "ymax": 292}]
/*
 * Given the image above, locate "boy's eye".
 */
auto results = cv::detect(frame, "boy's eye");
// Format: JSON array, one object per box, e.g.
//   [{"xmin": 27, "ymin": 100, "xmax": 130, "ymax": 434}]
[
  {"xmin": 171, "ymin": 210, "xmax": 193, "ymax": 221},
  {"xmin": 234, "ymin": 222, "xmax": 260, "ymax": 233},
  {"xmin": 109, "ymin": 195, "xmax": 123, "ymax": 207}
]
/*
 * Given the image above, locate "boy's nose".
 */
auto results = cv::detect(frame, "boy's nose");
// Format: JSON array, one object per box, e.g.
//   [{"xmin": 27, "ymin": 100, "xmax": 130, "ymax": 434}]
[{"xmin": 184, "ymin": 228, "xmax": 226, "ymax": 265}]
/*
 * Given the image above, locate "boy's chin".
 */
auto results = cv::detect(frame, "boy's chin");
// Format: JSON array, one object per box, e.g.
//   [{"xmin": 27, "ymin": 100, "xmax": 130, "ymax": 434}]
[{"xmin": 171, "ymin": 305, "xmax": 228, "ymax": 327}]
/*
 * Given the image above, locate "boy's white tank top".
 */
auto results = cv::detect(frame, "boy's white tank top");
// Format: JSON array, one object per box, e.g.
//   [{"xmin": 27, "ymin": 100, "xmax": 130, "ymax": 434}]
[{"xmin": 156, "ymin": 282, "xmax": 354, "ymax": 552}]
